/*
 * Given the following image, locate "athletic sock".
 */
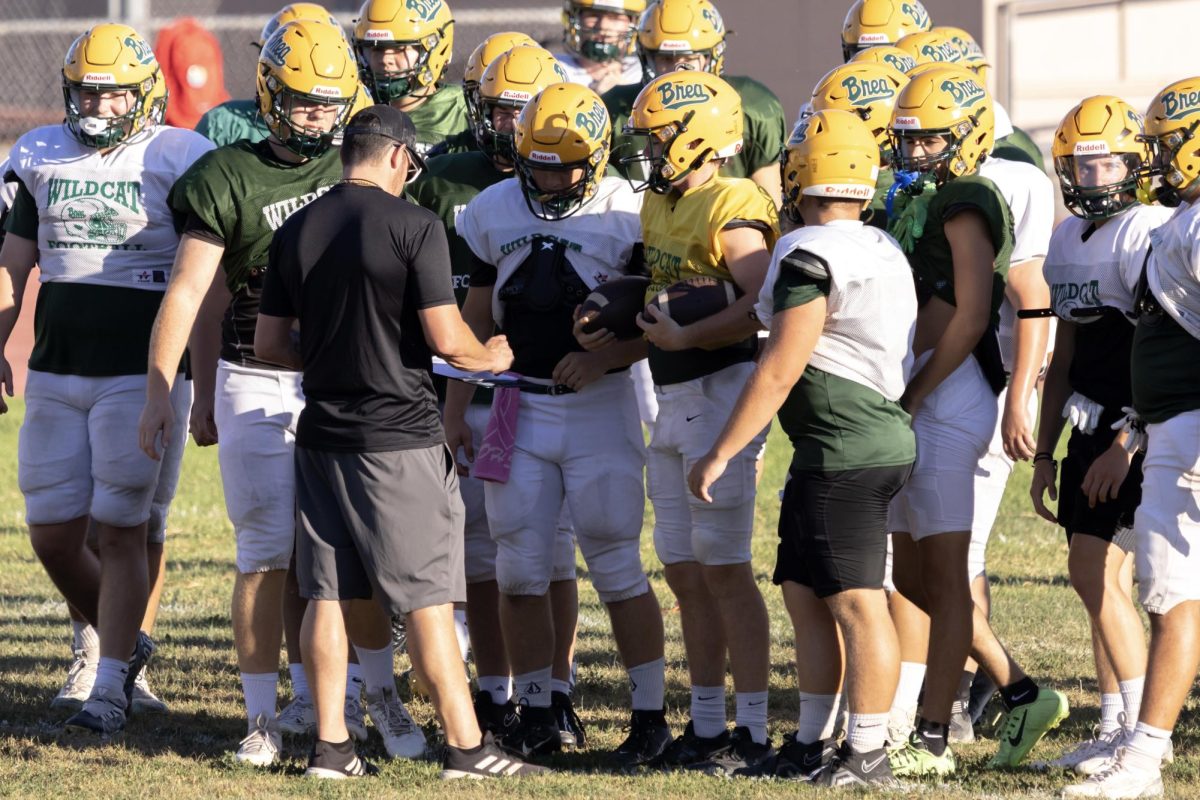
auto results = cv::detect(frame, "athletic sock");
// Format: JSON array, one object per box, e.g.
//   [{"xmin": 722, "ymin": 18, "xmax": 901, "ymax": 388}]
[
  {"xmin": 515, "ymin": 666, "xmax": 553, "ymax": 709},
  {"xmin": 999, "ymin": 676, "xmax": 1039, "ymax": 710},
  {"xmin": 735, "ymin": 691, "xmax": 769, "ymax": 745},
  {"xmin": 477, "ymin": 675, "xmax": 512, "ymax": 706},
  {"xmin": 351, "ymin": 643, "xmax": 396, "ymax": 695},
  {"xmin": 892, "ymin": 662, "xmax": 925, "ymax": 713},
  {"xmin": 690, "ymin": 685, "xmax": 727, "ymax": 739},
  {"xmin": 289, "ymin": 662, "xmax": 311, "ymax": 703},
  {"xmin": 627, "ymin": 658, "xmax": 665, "ymax": 711},
  {"xmin": 797, "ymin": 691, "xmax": 840, "ymax": 744},
  {"xmin": 915, "ymin": 717, "xmax": 948, "ymax": 757},
  {"xmin": 94, "ymin": 657, "xmax": 129, "ymax": 701},
  {"xmin": 1099, "ymin": 692, "xmax": 1124, "ymax": 735},
  {"xmin": 847, "ymin": 711, "xmax": 890, "ymax": 753},
  {"xmin": 551, "ymin": 678, "xmax": 571, "ymax": 697},
  {"xmin": 453, "ymin": 608, "xmax": 470, "ymax": 663},
  {"xmin": 73, "ymin": 621, "xmax": 100, "ymax": 655},
  {"xmin": 240, "ymin": 671, "xmax": 277, "ymax": 724},
  {"xmin": 1125, "ymin": 721, "xmax": 1172, "ymax": 767},
  {"xmin": 1119, "ymin": 677, "xmax": 1145, "ymax": 731},
  {"xmin": 346, "ymin": 663, "xmax": 365, "ymax": 701}
]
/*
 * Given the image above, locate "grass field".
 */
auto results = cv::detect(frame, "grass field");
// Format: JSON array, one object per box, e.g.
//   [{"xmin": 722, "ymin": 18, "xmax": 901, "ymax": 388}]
[{"xmin": 1, "ymin": 396, "xmax": 1198, "ymax": 798}]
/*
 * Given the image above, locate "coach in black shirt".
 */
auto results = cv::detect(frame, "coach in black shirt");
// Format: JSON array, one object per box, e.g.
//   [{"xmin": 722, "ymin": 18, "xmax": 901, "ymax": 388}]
[{"xmin": 256, "ymin": 106, "xmax": 540, "ymax": 781}]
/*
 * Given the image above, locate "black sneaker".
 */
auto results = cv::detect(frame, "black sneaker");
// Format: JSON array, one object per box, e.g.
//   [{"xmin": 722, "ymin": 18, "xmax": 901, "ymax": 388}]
[
  {"xmin": 442, "ymin": 732, "xmax": 550, "ymax": 779},
  {"xmin": 500, "ymin": 705, "xmax": 562, "ymax": 759},
  {"xmin": 474, "ymin": 690, "xmax": 520, "ymax": 737},
  {"xmin": 304, "ymin": 738, "xmax": 378, "ymax": 779},
  {"xmin": 691, "ymin": 726, "xmax": 774, "ymax": 777},
  {"xmin": 63, "ymin": 686, "xmax": 127, "ymax": 741},
  {"xmin": 813, "ymin": 742, "xmax": 899, "ymax": 787},
  {"xmin": 551, "ymin": 691, "xmax": 586, "ymax": 751},
  {"xmin": 613, "ymin": 709, "xmax": 673, "ymax": 769},
  {"xmin": 768, "ymin": 732, "xmax": 837, "ymax": 780},
  {"xmin": 651, "ymin": 720, "xmax": 731, "ymax": 769},
  {"xmin": 122, "ymin": 631, "xmax": 155, "ymax": 709}
]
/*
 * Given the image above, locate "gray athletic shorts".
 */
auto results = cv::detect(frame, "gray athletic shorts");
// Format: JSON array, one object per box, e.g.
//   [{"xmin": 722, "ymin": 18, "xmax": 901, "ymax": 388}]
[{"xmin": 295, "ymin": 443, "xmax": 466, "ymax": 616}]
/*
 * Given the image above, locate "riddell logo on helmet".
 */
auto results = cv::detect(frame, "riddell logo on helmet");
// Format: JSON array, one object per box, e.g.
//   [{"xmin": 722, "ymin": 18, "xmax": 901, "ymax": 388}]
[
  {"xmin": 842, "ymin": 75, "xmax": 895, "ymax": 106},
  {"xmin": 362, "ymin": 29, "xmax": 394, "ymax": 41},
  {"xmin": 310, "ymin": 85, "xmax": 343, "ymax": 98},
  {"xmin": 500, "ymin": 89, "xmax": 533, "ymax": 102},
  {"xmin": 893, "ymin": 115, "xmax": 921, "ymax": 129},
  {"xmin": 529, "ymin": 150, "xmax": 562, "ymax": 163},
  {"xmin": 941, "ymin": 78, "xmax": 986, "ymax": 108},
  {"xmin": 1162, "ymin": 89, "xmax": 1200, "ymax": 121},
  {"xmin": 1074, "ymin": 141, "xmax": 1111, "ymax": 155},
  {"xmin": 858, "ymin": 33, "xmax": 889, "ymax": 44},
  {"xmin": 82, "ymin": 72, "xmax": 117, "ymax": 84},
  {"xmin": 657, "ymin": 80, "xmax": 711, "ymax": 110},
  {"xmin": 657, "ymin": 39, "xmax": 692, "ymax": 52}
]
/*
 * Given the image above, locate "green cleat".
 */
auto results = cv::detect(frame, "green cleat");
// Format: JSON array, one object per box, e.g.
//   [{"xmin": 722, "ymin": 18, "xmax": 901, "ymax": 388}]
[
  {"xmin": 888, "ymin": 731, "xmax": 956, "ymax": 777},
  {"xmin": 989, "ymin": 687, "xmax": 1069, "ymax": 768}
]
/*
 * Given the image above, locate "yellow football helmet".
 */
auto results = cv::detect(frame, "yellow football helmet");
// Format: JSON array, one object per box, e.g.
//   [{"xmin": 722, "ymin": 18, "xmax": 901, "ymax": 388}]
[
  {"xmin": 257, "ymin": 19, "xmax": 359, "ymax": 157},
  {"xmin": 635, "ymin": 0, "xmax": 727, "ymax": 79},
  {"xmin": 623, "ymin": 70, "xmax": 741, "ymax": 193},
  {"xmin": 462, "ymin": 32, "xmax": 538, "ymax": 140},
  {"xmin": 895, "ymin": 30, "xmax": 965, "ymax": 67},
  {"xmin": 781, "ymin": 109, "xmax": 880, "ymax": 223},
  {"xmin": 810, "ymin": 62, "xmax": 909, "ymax": 151},
  {"xmin": 513, "ymin": 83, "xmax": 611, "ymax": 219},
  {"xmin": 62, "ymin": 24, "xmax": 166, "ymax": 148},
  {"xmin": 850, "ymin": 45, "xmax": 917, "ymax": 76},
  {"xmin": 889, "ymin": 64, "xmax": 994, "ymax": 182},
  {"xmin": 931, "ymin": 25, "xmax": 989, "ymax": 84},
  {"xmin": 1052, "ymin": 96, "xmax": 1148, "ymax": 220},
  {"xmin": 257, "ymin": 3, "xmax": 340, "ymax": 48},
  {"xmin": 564, "ymin": 0, "xmax": 646, "ymax": 62},
  {"xmin": 353, "ymin": 0, "xmax": 454, "ymax": 103},
  {"xmin": 477, "ymin": 46, "xmax": 568, "ymax": 161},
  {"xmin": 841, "ymin": 0, "xmax": 932, "ymax": 62},
  {"xmin": 1142, "ymin": 77, "xmax": 1200, "ymax": 204}
]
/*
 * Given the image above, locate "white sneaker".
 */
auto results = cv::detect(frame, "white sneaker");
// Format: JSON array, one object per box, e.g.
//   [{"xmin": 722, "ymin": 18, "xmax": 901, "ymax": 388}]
[
  {"xmin": 50, "ymin": 649, "xmax": 97, "ymax": 712},
  {"xmin": 366, "ymin": 687, "xmax": 427, "ymax": 759},
  {"xmin": 345, "ymin": 696, "xmax": 368, "ymax": 742},
  {"xmin": 1061, "ymin": 749, "xmax": 1164, "ymax": 798},
  {"xmin": 131, "ymin": 669, "xmax": 168, "ymax": 715},
  {"xmin": 887, "ymin": 704, "xmax": 916, "ymax": 747},
  {"xmin": 235, "ymin": 713, "xmax": 282, "ymax": 767},
  {"xmin": 278, "ymin": 696, "xmax": 316, "ymax": 736},
  {"xmin": 1073, "ymin": 728, "xmax": 1127, "ymax": 776}
]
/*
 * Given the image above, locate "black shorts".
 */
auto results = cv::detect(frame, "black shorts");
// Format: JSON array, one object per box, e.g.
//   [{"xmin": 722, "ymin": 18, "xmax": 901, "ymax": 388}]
[
  {"xmin": 295, "ymin": 443, "xmax": 466, "ymax": 616},
  {"xmin": 773, "ymin": 462, "xmax": 912, "ymax": 598},
  {"xmin": 1058, "ymin": 423, "xmax": 1143, "ymax": 543}
]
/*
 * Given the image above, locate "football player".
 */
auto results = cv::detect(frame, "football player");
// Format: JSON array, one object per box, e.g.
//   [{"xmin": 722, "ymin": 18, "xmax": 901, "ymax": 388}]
[
  {"xmin": 0, "ymin": 24, "xmax": 211, "ymax": 739},
  {"xmin": 446, "ymin": 83, "xmax": 671, "ymax": 768},
  {"xmin": 623, "ymin": 70, "xmax": 778, "ymax": 774},
  {"xmin": 1062, "ymin": 76, "xmax": 1200, "ymax": 800},
  {"xmin": 840, "ymin": 0, "xmax": 931, "ymax": 61},
  {"xmin": 556, "ymin": 0, "xmax": 645, "ymax": 94}
]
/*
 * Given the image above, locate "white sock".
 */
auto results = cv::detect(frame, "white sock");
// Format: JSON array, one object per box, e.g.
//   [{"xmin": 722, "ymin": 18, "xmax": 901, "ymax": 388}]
[
  {"xmin": 351, "ymin": 643, "xmax": 396, "ymax": 695},
  {"xmin": 94, "ymin": 657, "xmax": 129, "ymax": 704},
  {"xmin": 627, "ymin": 658, "xmax": 665, "ymax": 711},
  {"xmin": 477, "ymin": 675, "xmax": 512, "ymax": 705},
  {"xmin": 346, "ymin": 662, "xmax": 365, "ymax": 700},
  {"xmin": 72, "ymin": 621, "xmax": 99, "ymax": 654},
  {"xmin": 288, "ymin": 662, "xmax": 310, "ymax": 703},
  {"xmin": 1100, "ymin": 692, "xmax": 1124, "ymax": 735},
  {"xmin": 847, "ymin": 711, "xmax": 889, "ymax": 753},
  {"xmin": 515, "ymin": 667, "xmax": 553, "ymax": 709},
  {"xmin": 453, "ymin": 608, "xmax": 470, "ymax": 663},
  {"xmin": 797, "ymin": 692, "xmax": 840, "ymax": 744},
  {"xmin": 551, "ymin": 678, "xmax": 571, "ymax": 697},
  {"xmin": 735, "ymin": 690, "xmax": 769, "ymax": 744},
  {"xmin": 690, "ymin": 685, "xmax": 727, "ymax": 738},
  {"xmin": 1126, "ymin": 722, "xmax": 1172, "ymax": 768},
  {"xmin": 892, "ymin": 662, "xmax": 925, "ymax": 713},
  {"xmin": 1119, "ymin": 677, "xmax": 1145, "ymax": 731},
  {"xmin": 240, "ymin": 671, "xmax": 277, "ymax": 724}
]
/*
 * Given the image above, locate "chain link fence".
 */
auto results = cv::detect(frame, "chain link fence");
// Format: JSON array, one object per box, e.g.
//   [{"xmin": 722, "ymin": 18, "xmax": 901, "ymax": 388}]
[{"xmin": 0, "ymin": 0, "xmax": 562, "ymax": 148}]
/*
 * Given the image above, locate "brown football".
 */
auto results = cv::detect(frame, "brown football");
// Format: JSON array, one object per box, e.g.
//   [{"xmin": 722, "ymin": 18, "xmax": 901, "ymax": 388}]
[
  {"xmin": 643, "ymin": 276, "xmax": 741, "ymax": 326},
  {"xmin": 579, "ymin": 275, "xmax": 652, "ymax": 340}
]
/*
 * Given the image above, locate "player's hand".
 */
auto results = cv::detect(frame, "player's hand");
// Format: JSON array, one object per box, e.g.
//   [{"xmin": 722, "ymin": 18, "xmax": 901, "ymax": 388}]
[
  {"xmin": 591, "ymin": 61, "xmax": 625, "ymax": 96},
  {"xmin": 1081, "ymin": 441, "xmax": 1133, "ymax": 509},
  {"xmin": 688, "ymin": 451, "xmax": 728, "ymax": 503},
  {"xmin": 484, "ymin": 334, "xmax": 513, "ymax": 374},
  {"xmin": 1029, "ymin": 457, "xmax": 1058, "ymax": 523},
  {"xmin": 553, "ymin": 350, "xmax": 608, "ymax": 391},
  {"xmin": 573, "ymin": 305, "xmax": 616, "ymax": 352},
  {"xmin": 637, "ymin": 304, "xmax": 692, "ymax": 351},
  {"xmin": 443, "ymin": 413, "xmax": 474, "ymax": 476},
  {"xmin": 189, "ymin": 394, "xmax": 218, "ymax": 446},
  {"xmin": 0, "ymin": 354, "xmax": 13, "ymax": 415},
  {"xmin": 1001, "ymin": 397, "xmax": 1037, "ymax": 461},
  {"xmin": 138, "ymin": 394, "xmax": 175, "ymax": 461}
]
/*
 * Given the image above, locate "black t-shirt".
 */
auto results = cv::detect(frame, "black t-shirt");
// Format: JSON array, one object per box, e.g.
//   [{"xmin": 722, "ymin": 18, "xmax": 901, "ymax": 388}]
[{"xmin": 261, "ymin": 182, "xmax": 456, "ymax": 452}]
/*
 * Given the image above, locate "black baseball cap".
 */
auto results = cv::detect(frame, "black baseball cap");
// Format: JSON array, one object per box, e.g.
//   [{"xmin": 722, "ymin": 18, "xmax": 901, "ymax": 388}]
[{"xmin": 344, "ymin": 104, "xmax": 426, "ymax": 173}]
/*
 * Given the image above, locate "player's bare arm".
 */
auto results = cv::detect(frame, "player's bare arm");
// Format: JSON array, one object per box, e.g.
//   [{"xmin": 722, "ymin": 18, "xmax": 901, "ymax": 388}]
[
  {"xmin": 0, "ymin": 233, "xmax": 37, "ymax": 414},
  {"xmin": 1030, "ymin": 320, "xmax": 1075, "ymax": 524},
  {"xmin": 252, "ymin": 313, "xmax": 301, "ymax": 371},
  {"xmin": 1002, "ymin": 257, "xmax": 1050, "ymax": 460}
]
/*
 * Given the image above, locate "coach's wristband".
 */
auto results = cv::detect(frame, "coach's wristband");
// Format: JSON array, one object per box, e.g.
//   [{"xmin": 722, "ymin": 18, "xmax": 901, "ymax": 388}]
[{"xmin": 1032, "ymin": 452, "xmax": 1055, "ymax": 466}]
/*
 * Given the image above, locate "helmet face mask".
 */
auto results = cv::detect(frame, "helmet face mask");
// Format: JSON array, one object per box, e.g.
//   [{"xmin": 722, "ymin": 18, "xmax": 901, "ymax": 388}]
[
  {"xmin": 267, "ymin": 81, "xmax": 355, "ymax": 157},
  {"xmin": 635, "ymin": 0, "xmax": 727, "ymax": 81},
  {"xmin": 515, "ymin": 158, "xmax": 601, "ymax": 219},
  {"xmin": 63, "ymin": 79, "xmax": 160, "ymax": 149},
  {"xmin": 890, "ymin": 129, "xmax": 957, "ymax": 180},
  {"xmin": 359, "ymin": 37, "xmax": 442, "ymax": 102},
  {"xmin": 621, "ymin": 114, "xmax": 694, "ymax": 193},
  {"xmin": 564, "ymin": 2, "xmax": 640, "ymax": 63},
  {"xmin": 888, "ymin": 66, "xmax": 994, "ymax": 186},
  {"xmin": 62, "ymin": 24, "xmax": 166, "ymax": 149},
  {"xmin": 1056, "ymin": 152, "xmax": 1141, "ymax": 220},
  {"xmin": 462, "ymin": 32, "xmax": 538, "ymax": 144},
  {"xmin": 353, "ymin": 0, "xmax": 455, "ymax": 104}
]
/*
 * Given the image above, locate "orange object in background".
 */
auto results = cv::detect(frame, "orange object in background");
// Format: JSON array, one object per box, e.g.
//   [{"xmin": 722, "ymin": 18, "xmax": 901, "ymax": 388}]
[{"xmin": 155, "ymin": 18, "xmax": 231, "ymax": 129}]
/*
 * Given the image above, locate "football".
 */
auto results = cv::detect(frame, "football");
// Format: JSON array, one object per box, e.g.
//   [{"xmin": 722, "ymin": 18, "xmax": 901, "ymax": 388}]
[
  {"xmin": 579, "ymin": 275, "xmax": 652, "ymax": 340},
  {"xmin": 643, "ymin": 276, "xmax": 741, "ymax": 326}
]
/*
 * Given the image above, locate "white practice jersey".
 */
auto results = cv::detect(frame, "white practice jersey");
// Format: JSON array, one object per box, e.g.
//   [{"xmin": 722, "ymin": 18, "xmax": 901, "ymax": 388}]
[
  {"xmin": 8, "ymin": 123, "xmax": 213, "ymax": 290},
  {"xmin": 0, "ymin": 157, "xmax": 16, "ymax": 214},
  {"xmin": 994, "ymin": 102, "xmax": 1014, "ymax": 140},
  {"xmin": 555, "ymin": 51, "xmax": 643, "ymax": 92},
  {"xmin": 1044, "ymin": 205, "xmax": 1173, "ymax": 323},
  {"xmin": 1147, "ymin": 200, "xmax": 1200, "ymax": 340},
  {"xmin": 757, "ymin": 219, "xmax": 916, "ymax": 401},
  {"xmin": 458, "ymin": 175, "xmax": 644, "ymax": 326}
]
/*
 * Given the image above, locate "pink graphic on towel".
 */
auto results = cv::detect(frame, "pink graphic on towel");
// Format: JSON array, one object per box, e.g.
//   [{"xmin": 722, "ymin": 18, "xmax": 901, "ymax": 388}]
[{"xmin": 474, "ymin": 386, "xmax": 519, "ymax": 483}]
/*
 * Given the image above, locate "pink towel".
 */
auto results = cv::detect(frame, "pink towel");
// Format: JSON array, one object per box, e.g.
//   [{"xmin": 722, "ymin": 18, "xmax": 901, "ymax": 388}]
[{"xmin": 473, "ymin": 386, "xmax": 519, "ymax": 483}]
